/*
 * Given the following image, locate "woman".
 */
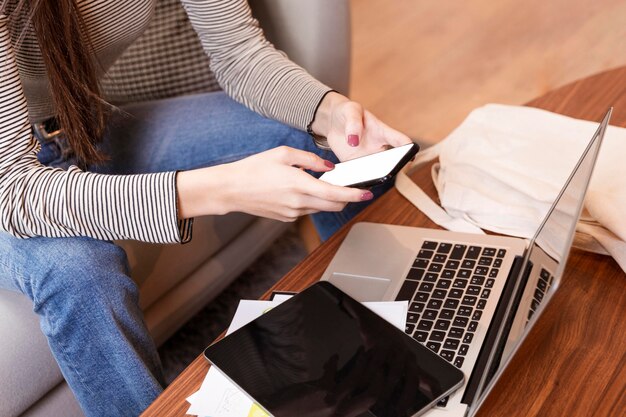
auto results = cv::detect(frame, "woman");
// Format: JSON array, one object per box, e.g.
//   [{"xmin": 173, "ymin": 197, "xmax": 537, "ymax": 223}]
[{"xmin": 0, "ymin": 0, "xmax": 412, "ymax": 415}]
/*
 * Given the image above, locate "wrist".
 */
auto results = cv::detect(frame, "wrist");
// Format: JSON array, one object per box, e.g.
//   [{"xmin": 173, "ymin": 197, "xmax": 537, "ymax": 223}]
[
  {"xmin": 176, "ymin": 165, "xmax": 232, "ymax": 219},
  {"xmin": 310, "ymin": 91, "xmax": 349, "ymax": 137}
]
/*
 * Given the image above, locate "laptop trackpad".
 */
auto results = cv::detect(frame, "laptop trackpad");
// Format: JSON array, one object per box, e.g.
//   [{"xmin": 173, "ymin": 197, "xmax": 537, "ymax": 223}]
[{"xmin": 328, "ymin": 272, "xmax": 391, "ymax": 302}]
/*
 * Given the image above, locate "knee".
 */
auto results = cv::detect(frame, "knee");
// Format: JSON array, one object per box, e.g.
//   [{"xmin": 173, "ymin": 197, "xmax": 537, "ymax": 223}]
[{"xmin": 20, "ymin": 238, "xmax": 137, "ymax": 312}]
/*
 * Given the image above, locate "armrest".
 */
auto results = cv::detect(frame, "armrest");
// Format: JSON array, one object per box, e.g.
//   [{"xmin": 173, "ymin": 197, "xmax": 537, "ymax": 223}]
[{"xmin": 249, "ymin": 0, "xmax": 351, "ymax": 95}]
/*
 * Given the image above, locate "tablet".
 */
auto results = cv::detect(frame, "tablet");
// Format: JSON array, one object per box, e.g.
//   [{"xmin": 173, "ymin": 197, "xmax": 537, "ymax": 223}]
[{"xmin": 203, "ymin": 282, "xmax": 464, "ymax": 417}]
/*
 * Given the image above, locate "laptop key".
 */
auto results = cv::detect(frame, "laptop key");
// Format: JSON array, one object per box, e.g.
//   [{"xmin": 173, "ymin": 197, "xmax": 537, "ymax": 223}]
[
  {"xmin": 432, "ymin": 289, "xmax": 447, "ymax": 299},
  {"xmin": 414, "ymin": 331, "xmax": 428, "ymax": 343},
  {"xmin": 462, "ymin": 259, "xmax": 476, "ymax": 269},
  {"xmin": 433, "ymin": 254, "xmax": 447, "ymax": 263},
  {"xmin": 409, "ymin": 302, "xmax": 425, "ymax": 313},
  {"xmin": 444, "ymin": 338, "xmax": 460, "ymax": 350},
  {"xmin": 437, "ymin": 243, "xmax": 452, "ymax": 254},
  {"xmin": 423, "ymin": 309, "xmax": 438, "ymax": 321},
  {"xmin": 427, "ymin": 299, "xmax": 443, "ymax": 310},
  {"xmin": 415, "ymin": 292, "xmax": 429, "ymax": 303},
  {"xmin": 413, "ymin": 259, "xmax": 429, "ymax": 269},
  {"xmin": 470, "ymin": 276, "xmax": 485, "ymax": 286},
  {"xmin": 422, "ymin": 241, "xmax": 438, "ymax": 250},
  {"xmin": 430, "ymin": 331, "xmax": 446, "ymax": 342},
  {"xmin": 450, "ymin": 244, "xmax": 467, "ymax": 260},
  {"xmin": 435, "ymin": 319, "xmax": 451, "ymax": 331},
  {"xmin": 481, "ymin": 289, "xmax": 491, "ymax": 299},
  {"xmin": 477, "ymin": 299, "xmax": 487, "ymax": 310},
  {"xmin": 462, "ymin": 295, "xmax": 477, "ymax": 306},
  {"xmin": 445, "ymin": 260, "xmax": 461, "ymax": 269},
  {"xmin": 429, "ymin": 263, "xmax": 443, "ymax": 273},
  {"xmin": 453, "ymin": 279, "xmax": 468, "ymax": 289},
  {"xmin": 419, "ymin": 282, "xmax": 434, "ymax": 292},
  {"xmin": 478, "ymin": 256, "xmax": 493, "ymax": 266},
  {"xmin": 407, "ymin": 313, "xmax": 420, "ymax": 324},
  {"xmin": 459, "ymin": 344, "xmax": 470, "ymax": 356},
  {"xmin": 395, "ymin": 280, "xmax": 418, "ymax": 301},
  {"xmin": 497, "ymin": 248, "xmax": 507, "ymax": 258},
  {"xmin": 468, "ymin": 321, "xmax": 478, "ymax": 332},
  {"xmin": 493, "ymin": 258, "xmax": 503, "ymax": 268},
  {"xmin": 406, "ymin": 268, "xmax": 425, "ymax": 281},
  {"xmin": 463, "ymin": 333, "xmax": 474, "ymax": 344},
  {"xmin": 474, "ymin": 266, "xmax": 489, "ymax": 276},
  {"xmin": 466, "ymin": 246, "xmax": 481, "ymax": 259},
  {"xmin": 537, "ymin": 278, "xmax": 548, "ymax": 292},
  {"xmin": 454, "ymin": 357, "xmax": 465, "ymax": 368},
  {"xmin": 427, "ymin": 342, "xmax": 441, "ymax": 353},
  {"xmin": 489, "ymin": 268, "xmax": 499, "ymax": 278},
  {"xmin": 444, "ymin": 298, "xmax": 460, "ymax": 309},
  {"xmin": 448, "ymin": 288, "xmax": 463, "ymax": 299},
  {"xmin": 441, "ymin": 269, "xmax": 455, "ymax": 279},
  {"xmin": 482, "ymin": 247, "xmax": 497, "ymax": 256},
  {"xmin": 486, "ymin": 278, "xmax": 495, "ymax": 288},
  {"xmin": 472, "ymin": 310, "xmax": 483, "ymax": 321},
  {"xmin": 436, "ymin": 279, "xmax": 452, "ymax": 290},
  {"xmin": 424, "ymin": 273, "xmax": 438, "ymax": 282},
  {"xmin": 439, "ymin": 309, "xmax": 455, "ymax": 320},
  {"xmin": 440, "ymin": 350, "xmax": 455, "ymax": 362},
  {"xmin": 467, "ymin": 285, "xmax": 481, "ymax": 296},
  {"xmin": 457, "ymin": 269, "xmax": 471, "ymax": 279},
  {"xmin": 453, "ymin": 317, "xmax": 469, "ymax": 328},
  {"xmin": 417, "ymin": 320, "xmax": 434, "ymax": 331},
  {"xmin": 448, "ymin": 327, "xmax": 464, "ymax": 338},
  {"xmin": 417, "ymin": 249, "xmax": 434, "ymax": 259},
  {"xmin": 458, "ymin": 306, "xmax": 473, "ymax": 317},
  {"xmin": 405, "ymin": 323, "xmax": 415, "ymax": 334}
]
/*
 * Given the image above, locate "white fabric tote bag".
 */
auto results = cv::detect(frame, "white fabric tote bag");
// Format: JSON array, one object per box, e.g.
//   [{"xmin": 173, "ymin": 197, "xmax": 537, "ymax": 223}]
[{"xmin": 395, "ymin": 104, "xmax": 626, "ymax": 272}]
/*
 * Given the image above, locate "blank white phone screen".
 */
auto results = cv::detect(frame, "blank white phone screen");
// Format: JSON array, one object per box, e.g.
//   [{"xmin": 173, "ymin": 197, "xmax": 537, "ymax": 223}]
[{"xmin": 319, "ymin": 143, "xmax": 414, "ymax": 187}]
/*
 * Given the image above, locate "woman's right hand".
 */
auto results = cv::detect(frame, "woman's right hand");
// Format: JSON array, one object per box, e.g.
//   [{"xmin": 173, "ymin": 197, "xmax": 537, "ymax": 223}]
[{"xmin": 176, "ymin": 146, "xmax": 373, "ymax": 221}]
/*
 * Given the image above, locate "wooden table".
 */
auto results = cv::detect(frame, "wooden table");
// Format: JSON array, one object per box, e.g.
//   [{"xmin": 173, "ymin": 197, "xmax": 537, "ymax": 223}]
[{"xmin": 142, "ymin": 68, "xmax": 626, "ymax": 417}]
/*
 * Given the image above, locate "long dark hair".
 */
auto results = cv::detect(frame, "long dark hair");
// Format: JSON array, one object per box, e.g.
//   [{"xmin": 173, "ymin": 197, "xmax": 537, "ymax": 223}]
[{"xmin": 3, "ymin": 0, "xmax": 107, "ymax": 165}]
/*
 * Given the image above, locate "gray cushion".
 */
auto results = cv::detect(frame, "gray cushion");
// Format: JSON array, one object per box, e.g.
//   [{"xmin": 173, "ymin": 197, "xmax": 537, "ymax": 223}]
[{"xmin": 0, "ymin": 291, "xmax": 63, "ymax": 417}]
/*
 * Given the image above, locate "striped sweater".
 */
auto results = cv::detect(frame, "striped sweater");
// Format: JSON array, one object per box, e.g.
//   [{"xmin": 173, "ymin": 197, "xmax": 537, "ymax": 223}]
[{"xmin": 0, "ymin": 0, "xmax": 331, "ymax": 244}]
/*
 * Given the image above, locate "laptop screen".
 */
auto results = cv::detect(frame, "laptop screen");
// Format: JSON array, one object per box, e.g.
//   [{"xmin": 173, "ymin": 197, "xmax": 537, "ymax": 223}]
[{"xmin": 471, "ymin": 109, "xmax": 611, "ymax": 413}]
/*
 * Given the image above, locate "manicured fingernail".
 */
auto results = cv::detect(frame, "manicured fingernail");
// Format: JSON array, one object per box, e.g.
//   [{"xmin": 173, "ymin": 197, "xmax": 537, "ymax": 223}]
[
  {"xmin": 324, "ymin": 160, "xmax": 335, "ymax": 169},
  {"xmin": 348, "ymin": 134, "xmax": 360, "ymax": 147},
  {"xmin": 360, "ymin": 191, "xmax": 374, "ymax": 201}
]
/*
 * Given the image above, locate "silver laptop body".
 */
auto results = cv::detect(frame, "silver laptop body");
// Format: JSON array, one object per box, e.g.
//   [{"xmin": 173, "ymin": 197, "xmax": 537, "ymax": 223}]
[{"xmin": 321, "ymin": 109, "xmax": 611, "ymax": 417}]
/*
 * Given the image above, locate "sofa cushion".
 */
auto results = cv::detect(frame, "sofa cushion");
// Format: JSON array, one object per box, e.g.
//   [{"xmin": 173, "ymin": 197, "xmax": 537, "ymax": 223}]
[
  {"xmin": 119, "ymin": 213, "xmax": 255, "ymax": 310},
  {"xmin": 0, "ymin": 291, "xmax": 64, "ymax": 417}
]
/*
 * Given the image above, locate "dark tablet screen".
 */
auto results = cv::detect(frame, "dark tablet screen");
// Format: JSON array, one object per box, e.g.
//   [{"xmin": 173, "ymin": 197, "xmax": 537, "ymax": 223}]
[{"xmin": 204, "ymin": 282, "xmax": 464, "ymax": 417}]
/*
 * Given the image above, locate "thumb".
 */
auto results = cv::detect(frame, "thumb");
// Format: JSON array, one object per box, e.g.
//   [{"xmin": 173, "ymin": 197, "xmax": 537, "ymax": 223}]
[{"xmin": 344, "ymin": 102, "xmax": 364, "ymax": 147}]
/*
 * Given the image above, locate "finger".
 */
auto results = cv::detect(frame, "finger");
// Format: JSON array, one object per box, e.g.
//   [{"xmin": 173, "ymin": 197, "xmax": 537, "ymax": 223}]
[
  {"xmin": 374, "ymin": 115, "xmax": 413, "ymax": 147},
  {"xmin": 288, "ymin": 195, "xmax": 347, "ymax": 213},
  {"xmin": 303, "ymin": 176, "xmax": 374, "ymax": 204},
  {"xmin": 275, "ymin": 146, "xmax": 335, "ymax": 172},
  {"xmin": 344, "ymin": 102, "xmax": 365, "ymax": 147}
]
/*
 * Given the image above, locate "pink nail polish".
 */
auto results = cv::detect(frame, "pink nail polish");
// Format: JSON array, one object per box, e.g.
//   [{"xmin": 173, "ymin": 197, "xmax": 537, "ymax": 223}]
[
  {"xmin": 360, "ymin": 191, "xmax": 374, "ymax": 201},
  {"xmin": 348, "ymin": 134, "xmax": 360, "ymax": 147},
  {"xmin": 324, "ymin": 160, "xmax": 335, "ymax": 169}
]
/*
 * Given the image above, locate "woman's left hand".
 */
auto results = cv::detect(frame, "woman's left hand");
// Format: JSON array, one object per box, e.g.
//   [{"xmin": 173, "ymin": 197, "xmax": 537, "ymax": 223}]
[{"xmin": 310, "ymin": 92, "xmax": 413, "ymax": 161}]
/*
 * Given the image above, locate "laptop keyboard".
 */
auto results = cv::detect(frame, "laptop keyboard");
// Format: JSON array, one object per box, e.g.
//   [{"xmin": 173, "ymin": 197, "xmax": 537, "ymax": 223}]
[
  {"xmin": 396, "ymin": 240, "xmax": 507, "ymax": 407},
  {"xmin": 526, "ymin": 267, "xmax": 554, "ymax": 324}
]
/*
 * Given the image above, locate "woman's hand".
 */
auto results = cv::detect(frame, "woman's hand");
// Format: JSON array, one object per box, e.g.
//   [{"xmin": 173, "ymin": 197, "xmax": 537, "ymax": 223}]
[
  {"xmin": 310, "ymin": 92, "xmax": 413, "ymax": 161},
  {"xmin": 176, "ymin": 146, "xmax": 372, "ymax": 221}
]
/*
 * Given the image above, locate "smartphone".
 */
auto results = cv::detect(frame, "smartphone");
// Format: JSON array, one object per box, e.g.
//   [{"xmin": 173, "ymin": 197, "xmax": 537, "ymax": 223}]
[{"xmin": 319, "ymin": 142, "xmax": 419, "ymax": 188}]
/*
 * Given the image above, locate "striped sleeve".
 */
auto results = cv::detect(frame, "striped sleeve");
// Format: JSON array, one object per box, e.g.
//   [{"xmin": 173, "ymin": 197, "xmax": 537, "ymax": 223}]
[
  {"xmin": 0, "ymin": 17, "xmax": 190, "ymax": 244},
  {"xmin": 180, "ymin": 0, "xmax": 332, "ymax": 130}
]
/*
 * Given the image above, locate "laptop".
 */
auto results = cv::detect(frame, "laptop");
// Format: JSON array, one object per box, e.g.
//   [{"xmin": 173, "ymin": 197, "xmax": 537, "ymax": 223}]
[{"xmin": 321, "ymin": 109, "xmax": 611, "ymax": 416}]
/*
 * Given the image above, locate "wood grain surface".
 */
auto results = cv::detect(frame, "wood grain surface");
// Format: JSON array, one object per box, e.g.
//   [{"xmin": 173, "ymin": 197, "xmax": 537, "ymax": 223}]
[{"xmin": 141, "ymin": 68, "xmax": 626, "ymax": 417}]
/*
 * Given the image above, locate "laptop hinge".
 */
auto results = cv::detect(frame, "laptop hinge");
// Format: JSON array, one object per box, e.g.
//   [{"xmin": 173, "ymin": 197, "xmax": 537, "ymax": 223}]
[{"xmin": 460, "ymin": 255, "xmax": 529, "ymax": 405}]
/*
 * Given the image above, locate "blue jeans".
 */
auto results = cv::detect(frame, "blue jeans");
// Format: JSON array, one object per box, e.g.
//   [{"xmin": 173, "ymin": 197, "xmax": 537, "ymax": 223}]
[{"xmin": 0, "ymin": 92, "xmax": 390, "ymax": 416}]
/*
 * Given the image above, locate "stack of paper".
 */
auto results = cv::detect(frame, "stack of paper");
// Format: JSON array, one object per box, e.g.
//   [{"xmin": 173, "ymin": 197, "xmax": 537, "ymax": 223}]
[{"xmin": 185, "ymin": 295, "xmax": 408, "ymax": 417}]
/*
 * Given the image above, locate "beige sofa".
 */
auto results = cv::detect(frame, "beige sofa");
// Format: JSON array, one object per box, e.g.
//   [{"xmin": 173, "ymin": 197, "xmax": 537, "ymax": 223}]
[{"xmin": 0, "ymin": 0, "xmax": 350, "ymax": 415}]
